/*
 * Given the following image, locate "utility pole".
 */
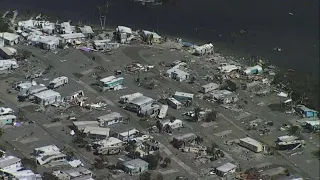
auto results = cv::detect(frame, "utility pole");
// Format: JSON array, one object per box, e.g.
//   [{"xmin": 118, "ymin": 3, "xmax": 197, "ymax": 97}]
[{"xmin": 103, "ymin": 1, "xmax": 109, "ymax": 30}]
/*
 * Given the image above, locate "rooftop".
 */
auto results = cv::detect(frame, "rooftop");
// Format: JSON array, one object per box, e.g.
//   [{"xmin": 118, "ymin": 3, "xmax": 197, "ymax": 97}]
[
  {"xmin": 49, "ymin": 76, "xmax": 68, "ymax": 84},
  {"xmin": 277, "ymin": 135, "xmax": 299, "ymax": 142},
  {"xmin": 117, "ymin": 26, "xmax": 132, "ymax": 34},
  {"xmin": 174, "ymin": 91, "xmax": 194, "ymax": 99},
  {"xmin": 123, "ymin": 158, "xmax": 149, "ymax": 169},
  {"xmin": 97, "ymin": 112, "xmax": 123, "ymax": 122},
  {"xmin": 0, "ymin": 156, "xmax": 21, "ymax": 169},
  {"xmin": 63, "ymin": 167, "xmax": 92, "ymax": 178},
  {"xmin": 195, "ymin": 43, "xmax": 213, "ymax": 51},
  {"xmin": 173, "ymin": 133, "xmax": 197, "ymax": 141},
  {"xmin": 34, "ymin": 90, "xmax": 60, "ymax": 99},
  {"xmin": 79, "ymin": 26, "xmax": 94, "ymax": 34},
  {"xmin": 0, "ymin": 114, "xmax": 17, "ymax": 120},
  {"xmin": 142, "ymin": 30, "xmax": 161, "ymax": 39},
  {"xmin": 129, "ymin": 96, "xmax": 154, "ymax": 106},
  {"xmin": 100, "ymin": 76, "xmax": 116, "ymax": 83},
  {"xmin": 202, "ymin": 82, "xmax": 219, "ymax": 89},
  {"xmin": 0, "ymin": 47, "xmax": 15, "ymax": 56},
  {"xmin": 60, "ymin": 33, "xmax": 85, "ymax": 39},
  {"xmin": 306, "ymin": 120, "xmax": 320, "ymax": 126},
  {"xmin": 167, "ymin": 97, "xmax": 182, "ymax": 105},
  {"xmin": 171, "ymin": 68, "xmax": 190, "ymax": 76},
  {"xmin": 239, "ymin": 137, "xmax": 262, "ymax": 146},
  {"xmin": 34, "ymin": 144, "xmax": 61, "ymax": 156},
  {"xmin": 216, "ymin": 162, "xmax": 237, "ymax": 173},
  {"xmin": 296, "ymin": 105, "xmax": 318, "ymax": 113},
  {"xmin": 95, "ymin": 137, "xmax": 123, "ymax": 147},
  {"xmin": 118, "ymin": 128, "xmax": 139, "ymax": 137},
  {"xmin": 10, "ymin": 170, "xmax": 37, "ymax": 179},
  {"xmin": 161, "ymin": 119, "xmax": 182, "ymax": 126},
  {"xmin": 83, "ymin": 126, "xmax": 110, "ymax": 136},
  {"xmin": 0, "ymin": 32, "xmax": 20, "ymax": 41}
]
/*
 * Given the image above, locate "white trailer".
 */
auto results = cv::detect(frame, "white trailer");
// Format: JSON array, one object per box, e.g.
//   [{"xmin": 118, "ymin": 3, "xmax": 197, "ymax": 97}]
[
  {"xmin": 48, "ymin": 76, "xmax": 68, "ymax": 89},
  {"xmin": 158, "ymin": 105, "xmax": 168, "ymax": 119},
  {"xmin": 0, "ymin": 107, "xmax": 14, "ymax": 116},
  {"xmin": 119, "ymin": 92, "xmax": 143, "ymax": 104},
  {"xmin": 200, "ymin": 82, "xmax": 219, "ymax": 93},
  {"xmin": 167, "ymin": 97, "xmax": 182, "ymax": 109}
]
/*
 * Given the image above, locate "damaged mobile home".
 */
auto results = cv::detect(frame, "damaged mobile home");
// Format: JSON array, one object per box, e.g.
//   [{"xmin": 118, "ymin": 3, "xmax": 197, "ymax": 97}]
[
  {"xmin": 99, "ymin": 76, "xmax": 124, "ymax": 91},
  {"xmin": 33, "ymin": 90, "xmax": 62, "ymax": 106}
]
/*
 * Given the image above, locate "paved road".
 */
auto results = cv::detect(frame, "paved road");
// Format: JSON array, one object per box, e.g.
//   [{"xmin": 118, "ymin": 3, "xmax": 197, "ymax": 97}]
[{"xmin": 26, "ymin": 47, "xmax": 201, "ymax": 180}]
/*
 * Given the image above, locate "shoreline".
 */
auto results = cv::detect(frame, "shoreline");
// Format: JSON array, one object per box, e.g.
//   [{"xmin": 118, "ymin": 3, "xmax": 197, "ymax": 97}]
[
  {"xmin": 3, "ymin": 8, "xmax": 317, "ymax": 76},
  {"xmin": 4, "ymin": 10, "xmax": 320, "ymax": 110}
]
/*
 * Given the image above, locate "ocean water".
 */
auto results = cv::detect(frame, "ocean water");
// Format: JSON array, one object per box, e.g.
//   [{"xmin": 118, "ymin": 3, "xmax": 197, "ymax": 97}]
[{"xmin": 0, "ymin": 0, "xmax": 319, "ymax": 74}]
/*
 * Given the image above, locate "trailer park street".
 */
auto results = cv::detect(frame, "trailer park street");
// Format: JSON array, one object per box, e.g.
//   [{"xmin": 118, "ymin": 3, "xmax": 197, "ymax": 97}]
[{"xmin": 0, "ymin": 19, "xmax": 319, "ymax": 180}]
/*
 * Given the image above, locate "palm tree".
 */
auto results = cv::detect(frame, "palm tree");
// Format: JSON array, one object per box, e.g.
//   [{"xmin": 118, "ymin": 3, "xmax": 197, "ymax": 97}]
[
  {"xmin": 97, "ymin": 2, "xmax": 109, "ymax": 30},
  {"xmin": 162, "ymin": 157, "xmax": 171, "ymax": 167},
  {"xmin": 288, "ymin": 125, "xmax": 301, "ymax": 136},
  {"xmin": 97, "ymin": 6, "xmax": 103, "ymax": 29},
  {"xmin": 312, "ymin": 149, "xmax": 320, "ymax": 160}
]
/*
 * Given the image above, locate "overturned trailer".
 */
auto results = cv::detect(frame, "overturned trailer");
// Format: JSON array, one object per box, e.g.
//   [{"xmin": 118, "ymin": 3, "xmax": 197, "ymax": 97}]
[{"xmin": 158, "ymin": 105, "xmax": 168, "ymax": 119}]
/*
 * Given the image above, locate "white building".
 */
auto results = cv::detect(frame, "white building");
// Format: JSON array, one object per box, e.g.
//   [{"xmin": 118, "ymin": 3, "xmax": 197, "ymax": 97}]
[
  {"xmin": 33, "ymin": 35, "xmax": 60, "ymax": 50},
  {"xmin": 60, "ymin": 33, "xmax": 85, "ymax": 44},
  {"xmin": 158, "ymin": 105, "xmax": 168, "ymax": 119},
  {"xmin": 126, "ymin": 96, "xmax": 154, "ymax": 113},
  {"xmin": 0, "ymin": 32, "xmax": 20, "ymax": 45},
  {"xmin": 160, "ymin": 119, "xmax": 183, "ymax": 129},
  {"xmin": 53, "ymin": 167, "xmax": 93, "ymax": 180},
  {"xmin": 18, "ymin": 20, "xmax": 36, "ymax": 30},
  {"xmin": 173, "ymin": 133, "xmax": 197, "ymax": 143},
  {"xmin": 0, "ymin": 47, "xmax": 16, "ymax": 59},
  {"xmin": 174, "ymin": 91, "xmax": 194, "ymax": 103},
  {"xmin": 209, "ymin": 90, "xmax": 238, "ymax": 104},
  {"xmin": 79, "ymin": 26, "xmax": 94, "ymax": 37},
  {"xmin": 59, "ymin": 22, "xmax": 73, "ymax": 34},
  {"xmin": 34, "ymin": 90, "xmax": 61, "ymax": 106},
  {"xmin": 117, "ymin": 128, "xmax": 140, "ymax": 142},
  {"xmin": 117, "ymin": 26, "xmax": 132, "ymax": 34},
  {"xmin": 239, "ymin": 137, "xmax": 264, "ymax": 153},
  {"xmin": 0, "ymin": 59, "xmax": 19, "ymax": 71},
  {"xmin": 73, "ymin": 121, "xmax": 99, "ymax": 131},
  {"xmin": 122, "ymin": 158, "xmax": 149, "ymax": 175},
  {"xmin": 0, "ymin": 156, "xmax": 22, "ymax": 173},
  {"xmin": 97, "ymin": 112, "xmax": 124, "ymax": 127},
  {"xmin": 116, "ymin": 26, "xmax": 133, "ymax": 43},
  {"xmin": 170, "ymin": 68, "xmax": 190, "ymax": 82},
  {"xmin": 33, "ymin": 145, "xmax": 67, "ymax": 165},
  {"xmin": 244, "ymin": 65, "xmax": 263, "ymax": 75},
  {"xmin": 0, "ymin": 115, "xmax": 17, "ymax": 126},
  {"xmin": 0, "ymin": 107, "xmax": 14, "ymax": 116},
  {"xmin": 93, "ymin": 39, "xmax": 111, "ymax": 50},
  {"xmin": 83, "ymin": 126, "xmax": 110, "ymax": 140},
  {"xmin": 141, "ymin": 30, "xmax": 161, "ymax": 43},
  {"xmin": 10, "ymin": 169, "xmax": 42, "ymax": 180},
  {"xmin": 194, "ymin": 43, "xmax": 214, "ymax": 55},
  {"xmin": 215, "ymin": 162, "xmax": 237, "ymax": 177},
  {"xmin": 218, "ymin": 64, "xmax": 240, "ymax": 73},
  {"xmin": 94, "ymin": 137, "xmax": 123, "ymax": 155},
  {"xmin": 15, "ymin": 81, "xmax": 37, "ymax": 92},
  {"xmin": 200, "ymin": 82, "xmax": 219, "ymax": 93}
]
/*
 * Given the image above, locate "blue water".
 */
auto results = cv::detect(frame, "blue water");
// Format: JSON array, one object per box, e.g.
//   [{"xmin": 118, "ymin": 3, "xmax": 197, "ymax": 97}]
[{"xmin": 1, "ymin": 0, "xmax": 319, "ymax": 74}]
